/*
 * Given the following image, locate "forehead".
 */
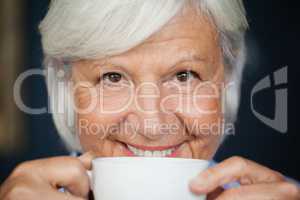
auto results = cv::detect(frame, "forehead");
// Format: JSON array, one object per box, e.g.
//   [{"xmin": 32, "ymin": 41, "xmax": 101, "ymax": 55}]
[
  {"xmin": 109, "ymin": 7, "xmax": 220, "ymax": 64},
  {"xmin": 74, "ymin": 7, "xmax": 221, "ymax": 76}
]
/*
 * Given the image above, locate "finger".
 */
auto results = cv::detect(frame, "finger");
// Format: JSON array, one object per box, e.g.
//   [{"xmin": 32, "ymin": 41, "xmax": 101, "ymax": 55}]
[
  {"xmin": 215, "ymin": 182, "xmax": 300, "ymax": 200},
  {"xmin": 1, "ymin": 175, "xmax": 87, "ymax": 200},
  {"xmin": 34, "ymin": 157, "xmax": 90, "ymax": 198},
  {"xmin": 189, "ymin": 156, "xmax": 284, "ymax": 194},
  {"xmin": 78, "ymin": 151, "xmax": 96, "ymax": 170}
]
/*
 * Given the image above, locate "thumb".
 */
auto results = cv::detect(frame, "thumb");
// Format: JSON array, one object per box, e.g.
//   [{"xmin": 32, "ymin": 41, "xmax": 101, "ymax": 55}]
[{"xmin": 78, "ymin": 151, "xmax": 96, "ymax": 170}]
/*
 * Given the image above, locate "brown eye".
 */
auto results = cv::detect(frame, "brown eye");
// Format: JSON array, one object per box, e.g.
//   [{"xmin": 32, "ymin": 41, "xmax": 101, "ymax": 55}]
[
  {"xmin": 103, "ymin": 72, "xmax": 122, "ymax": 83},
  {"xmin": 176, "ymin": 70, "xmax": 198, "ymax": 82}
]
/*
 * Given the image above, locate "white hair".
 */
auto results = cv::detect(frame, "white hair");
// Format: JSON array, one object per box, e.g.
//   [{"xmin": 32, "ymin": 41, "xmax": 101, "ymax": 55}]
[{"xmin": 39, "ymin": 0, "xmax": 248, "ymax": 151}]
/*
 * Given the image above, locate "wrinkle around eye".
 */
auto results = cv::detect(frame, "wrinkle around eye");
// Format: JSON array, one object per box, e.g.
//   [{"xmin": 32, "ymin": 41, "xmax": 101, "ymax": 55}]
[{"xmin": 100, "ymin": 80, "xmax": 132, "ymax": 90}]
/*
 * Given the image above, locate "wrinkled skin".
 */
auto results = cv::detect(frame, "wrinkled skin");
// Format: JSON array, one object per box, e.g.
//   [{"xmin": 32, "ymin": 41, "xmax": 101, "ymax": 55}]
[
  {"xmin": 1, "ymin": 6, "xmax": 299, "ymax": 200},
  {"xmin": 72, "ymin": 5, "xmax": 223, "ymax": 160}
]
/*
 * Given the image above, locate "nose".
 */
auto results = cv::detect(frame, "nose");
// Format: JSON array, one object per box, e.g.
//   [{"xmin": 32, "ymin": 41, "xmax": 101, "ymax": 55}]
[{"xmin": 126, "ymin": 82, "xmax": 167, "ymax": 141}]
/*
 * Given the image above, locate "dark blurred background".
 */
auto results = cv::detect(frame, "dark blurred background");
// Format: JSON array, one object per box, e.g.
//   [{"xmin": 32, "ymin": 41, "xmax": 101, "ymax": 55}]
[{"xmin": 0, "ymin": 0, "xmax": 299, "ymax": 183}]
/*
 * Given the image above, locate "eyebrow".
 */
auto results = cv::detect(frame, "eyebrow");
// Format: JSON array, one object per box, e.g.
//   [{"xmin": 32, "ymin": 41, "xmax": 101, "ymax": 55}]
[
  {"xmin": 171, "ymin": 53, "xmax": 206, "ymax": 66},
  {"xmin": 91, "ymin": 51, "xmax": 206, "ymax": 71}
]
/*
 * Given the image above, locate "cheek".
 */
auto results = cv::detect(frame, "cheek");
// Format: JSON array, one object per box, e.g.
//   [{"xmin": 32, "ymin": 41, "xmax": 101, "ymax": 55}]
[
  {"xmin": 161, "ymin": 80, "xmax": 222, "ymax": 113},
  {"xmin": 77, "ymin": 114, "xmax": 107, "ymax": 152},
  {"xmin": 74, "ymin": 85, "xmax": 132, "ymax": 155},
  {"xmin": 162, "ymin": 84, "xmax": 222, "ymax": 121},
  {"xmin": 171, "ymin": 85, "xmax": 223, "ymax": 159},
  {"xmin": 76, "ymin": 111, "xmax": 126, "ymax": 155},
  {"xmin": 182, "ymin": 95, "xmax": 223, "ymax": 137},
  {"xmin": 74, "ymin": 87, "xmax": 129, "ymax": 143},
  {"xmin": 190, "ymin": 82, "xmax": 222, "ymax": 115},
  {"xmin": 182, "ymin": 109, "xmax": 222, "ymax": 160},
  {"xmin": 98, "ymin": 85, "xmax": 134, "ymax": 113},
  {"xmin": 74, "ymin": 85, "xmax": 133, "ymax": 113},
  {"xmin": 73, "ymin": 86, "xmax": 95, "ymax": 111}
]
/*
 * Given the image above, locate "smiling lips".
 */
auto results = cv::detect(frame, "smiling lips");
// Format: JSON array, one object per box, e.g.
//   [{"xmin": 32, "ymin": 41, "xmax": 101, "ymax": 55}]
[{"xmin": 122, "ymin": 142, "xmax": 184, "ymax": 157}]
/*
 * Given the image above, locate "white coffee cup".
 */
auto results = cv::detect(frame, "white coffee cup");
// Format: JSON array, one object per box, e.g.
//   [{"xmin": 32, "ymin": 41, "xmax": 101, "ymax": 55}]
[{"xmin": 88, "ymin": 157, "xmax": 209, "ymax": 200}]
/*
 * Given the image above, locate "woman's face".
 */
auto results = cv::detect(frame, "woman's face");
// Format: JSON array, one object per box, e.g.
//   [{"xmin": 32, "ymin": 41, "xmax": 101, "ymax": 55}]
[{"xmin": 71, "ymin": 8, "xmax": 225, "ymax": 160}]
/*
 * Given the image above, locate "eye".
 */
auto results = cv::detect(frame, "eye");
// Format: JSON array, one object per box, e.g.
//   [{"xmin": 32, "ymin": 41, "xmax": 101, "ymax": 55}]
[
  {"xmin": 102, "ymin": 72, "xmax": 122, "ymax": 83},
  {"xmin": 176, "ymin": 70, "xmax": 199, "ymax": 82}
]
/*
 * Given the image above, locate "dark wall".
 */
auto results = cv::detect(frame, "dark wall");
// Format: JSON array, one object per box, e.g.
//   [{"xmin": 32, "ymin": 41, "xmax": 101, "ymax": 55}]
[
  {"xmin": 0, "ymin": 0, "xmax": 68, "ymax": 183},
  {"xmin": 1, "ymin": 0, "xmax": 299, "ymax": 182},
  {"xmin": 215, "ymin": 0, "xmax": 299, "ymax": 180}
]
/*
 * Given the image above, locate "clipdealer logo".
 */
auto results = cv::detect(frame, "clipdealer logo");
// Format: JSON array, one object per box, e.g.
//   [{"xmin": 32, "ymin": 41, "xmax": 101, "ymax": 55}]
[{"xmin": 250, "ymin": 66, "xmax": 288, "ymax": 133}]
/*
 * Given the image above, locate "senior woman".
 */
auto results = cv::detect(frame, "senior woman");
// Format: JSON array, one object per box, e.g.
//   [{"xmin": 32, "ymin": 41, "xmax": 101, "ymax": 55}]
[{"xmin": 1, "ymin": 0, "xmax": 299, "ymax": 199}]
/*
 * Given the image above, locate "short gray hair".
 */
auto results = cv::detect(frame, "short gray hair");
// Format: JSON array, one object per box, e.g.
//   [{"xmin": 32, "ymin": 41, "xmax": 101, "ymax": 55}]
[{"xmin": 39, "ymin": 0, "xmax": 248, "ymax": 151}]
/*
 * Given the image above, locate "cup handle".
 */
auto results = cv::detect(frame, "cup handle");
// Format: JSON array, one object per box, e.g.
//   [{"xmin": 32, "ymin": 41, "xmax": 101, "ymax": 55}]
[{"xmin": 86, "ymin": 170, "xmax": 93, "ymax": 191}]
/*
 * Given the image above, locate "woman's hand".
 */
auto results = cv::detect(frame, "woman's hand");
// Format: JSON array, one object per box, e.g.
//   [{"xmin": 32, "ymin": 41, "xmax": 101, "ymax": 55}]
[
  {"xmin": 0, "ymin": 152, "xmax": 95, "ymax": 200},
  {"xmin": 189, "ymin": 156, "xmax": 300, "ymax": 200}
]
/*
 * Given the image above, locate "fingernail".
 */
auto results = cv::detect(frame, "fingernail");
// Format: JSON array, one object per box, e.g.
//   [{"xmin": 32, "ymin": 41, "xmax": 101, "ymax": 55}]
[{"xmin": 79, "ymin": 151, "xmax": 96, "ymax": 169}]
